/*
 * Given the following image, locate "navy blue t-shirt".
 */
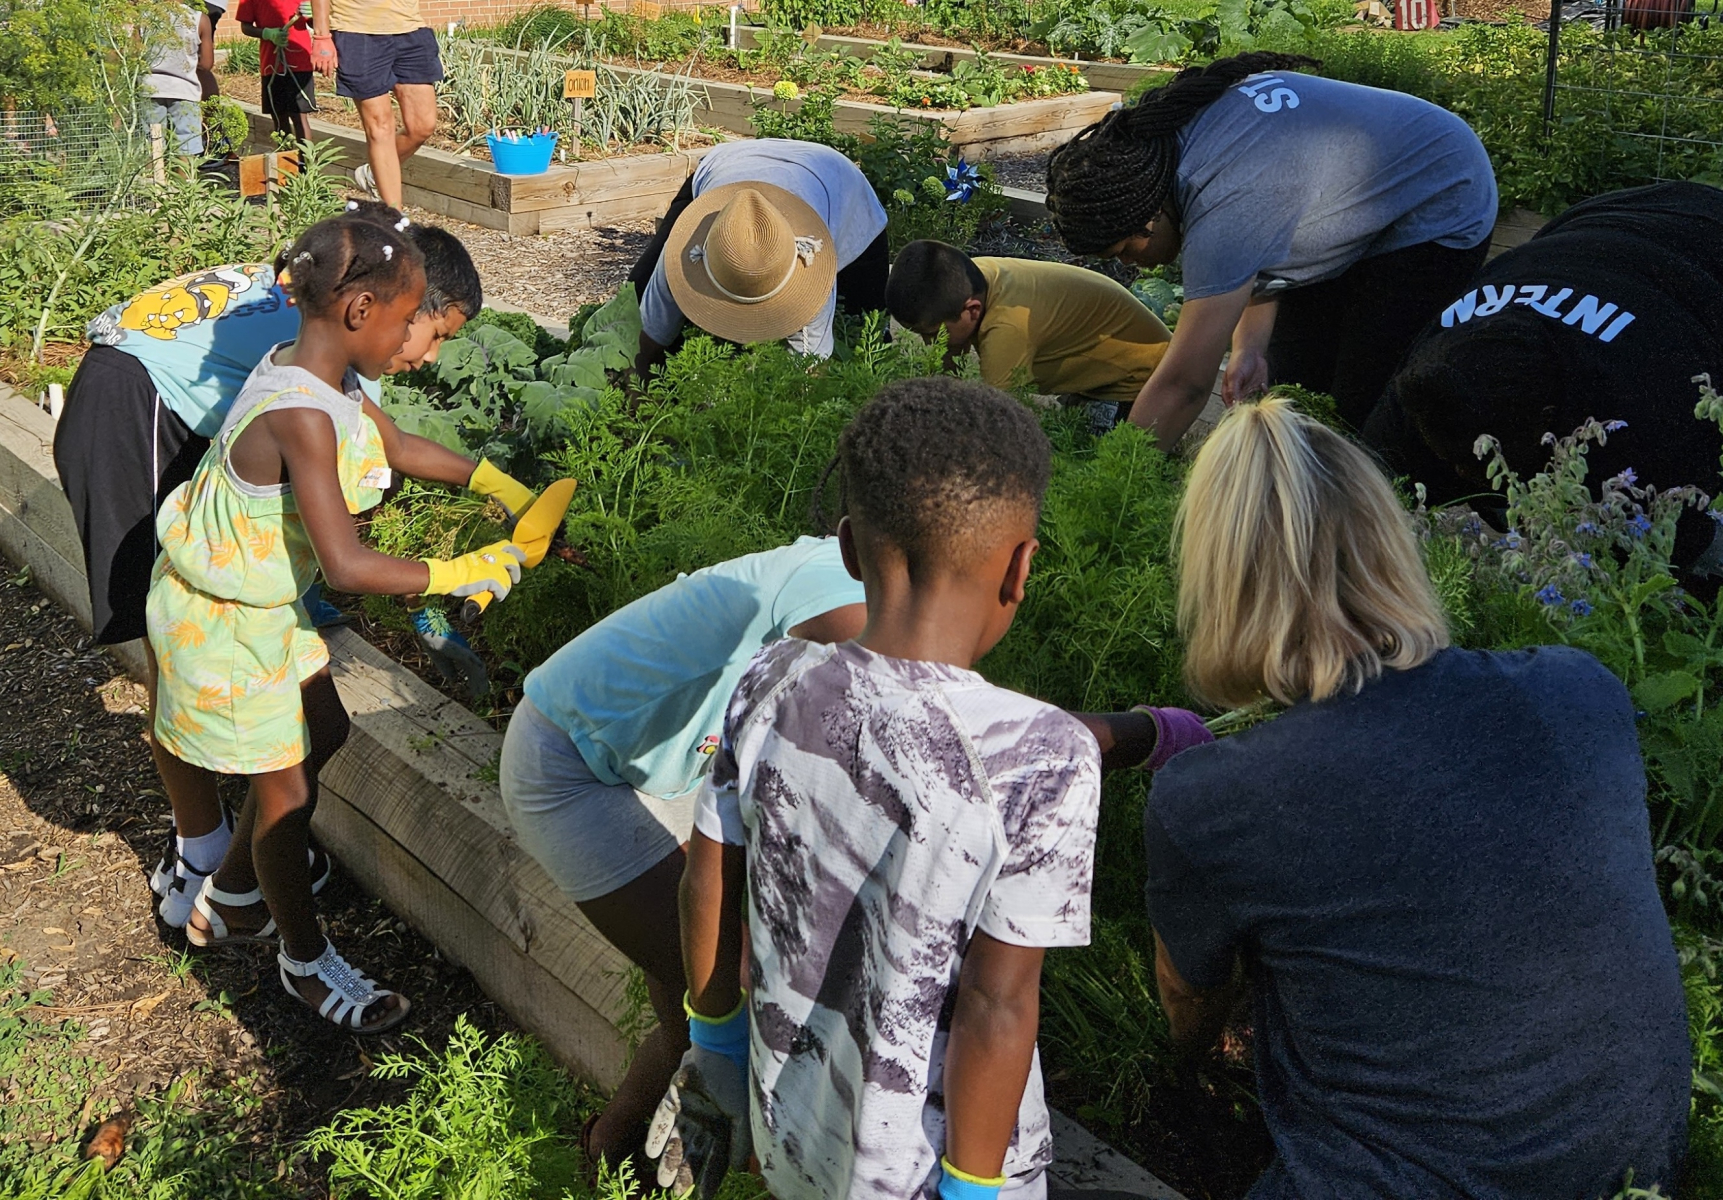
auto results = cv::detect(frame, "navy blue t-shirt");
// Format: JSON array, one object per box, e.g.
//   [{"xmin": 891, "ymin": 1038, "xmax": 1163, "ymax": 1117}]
[{"xmin": 1145, "ymin": 646, "xmax": 1689, "ymax": 1198}]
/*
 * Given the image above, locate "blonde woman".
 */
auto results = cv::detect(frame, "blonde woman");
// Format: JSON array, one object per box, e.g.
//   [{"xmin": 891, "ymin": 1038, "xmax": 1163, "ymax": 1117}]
[{"xmin": 1146, "ymin": 395, "xmax": 1690, "ymax": 1197}]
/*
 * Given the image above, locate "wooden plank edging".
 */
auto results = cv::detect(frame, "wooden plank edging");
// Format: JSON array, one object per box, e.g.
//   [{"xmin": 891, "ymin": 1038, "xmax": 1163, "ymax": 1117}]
[
  {"xmin": 731, "ymin": 26, "xmax": 1172, "ymax": 96},
  {"xmin": 0, "ymin": 381, "xmax": 1185, "ymax": 1197},
  {"xmin": 236, "ymin": 103, "xmax": 710, "ymax": 233}
]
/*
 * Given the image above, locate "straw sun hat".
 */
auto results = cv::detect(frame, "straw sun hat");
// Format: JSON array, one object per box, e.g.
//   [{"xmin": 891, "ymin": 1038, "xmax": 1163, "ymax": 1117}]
[{"xmin": 663, "ymin": 181, "xmax": 836, "ymax": 345}]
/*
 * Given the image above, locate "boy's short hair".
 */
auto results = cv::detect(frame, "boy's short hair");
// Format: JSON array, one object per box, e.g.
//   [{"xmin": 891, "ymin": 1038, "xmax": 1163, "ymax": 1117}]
[
  {"xmin": 837, "ymin": 377, "xmax": 1050, "ymax": 572},
  {"xmin": 886, "ymin": 240, "xmax": 988, "ymax": 330},
  {"xmin": 339, "ymin": 201, "xmax": 482, "ymax": 318},
  {"xmin": 407, "ymin": 224, "xmax": 483, "ymax": 319}
]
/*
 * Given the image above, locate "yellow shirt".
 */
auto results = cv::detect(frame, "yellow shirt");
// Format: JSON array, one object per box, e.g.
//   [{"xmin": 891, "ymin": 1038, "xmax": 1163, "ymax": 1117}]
[
  {"xmin": 973, "ymin": 257, "xmax": 1171, "ymax": 405},
  {"xmin": 332, "ymin": 0, "xmax": 423, "ymax": 35}
]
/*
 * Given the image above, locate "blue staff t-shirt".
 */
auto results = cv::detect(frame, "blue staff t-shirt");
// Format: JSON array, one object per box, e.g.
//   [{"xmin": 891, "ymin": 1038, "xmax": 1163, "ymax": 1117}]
[
  {"xmin": 1174, "ymin": 71, "xmax": 1497, "ymax": 300},
  {"xmin": 87, "ymin": 262, "xmax": 378, "ymax": 436},
  {"xmin": 522, "ymin": 536, "xmax": 866, "ymax": 799},
  {"xmin": 1145, "ymin": 645, "xmax": 1689, "ymax": 1198}
]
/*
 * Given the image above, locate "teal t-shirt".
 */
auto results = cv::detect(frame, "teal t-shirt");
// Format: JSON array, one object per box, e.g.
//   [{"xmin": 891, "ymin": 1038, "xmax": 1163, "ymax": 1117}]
[
  {"xmin": 87, "ymin": 262, "xmax": 378, "ymax": 436},
  {"xmin": 523, "ymin": 537, "xmax": 866, "ymax": 799}
]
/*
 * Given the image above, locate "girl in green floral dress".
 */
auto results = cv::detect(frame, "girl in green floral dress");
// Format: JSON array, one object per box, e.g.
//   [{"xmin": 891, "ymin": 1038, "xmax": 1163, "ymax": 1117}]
[{"xmin": 147, "ymin": 215, "xmax": 526, "ymax": 1033}]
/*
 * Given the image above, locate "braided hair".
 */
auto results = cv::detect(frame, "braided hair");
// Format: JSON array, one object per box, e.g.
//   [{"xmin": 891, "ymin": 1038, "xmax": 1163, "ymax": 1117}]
[
  {"xmin": 279, "ymin": 215, "xmax": 424, "ymax": 317},
  {"xmin": 1046, "ymin": 52, "xmax": 1320, "ymax": 257}
]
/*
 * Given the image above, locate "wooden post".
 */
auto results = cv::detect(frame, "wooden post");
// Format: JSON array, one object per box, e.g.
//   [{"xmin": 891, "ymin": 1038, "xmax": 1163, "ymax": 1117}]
[
  {"xmin": 149, "ymin": 123, "xmax": 166, "ymax": 184},
  {"xmin": 564, "ymin": 69, "xmax": 596, "ymax": 161}
]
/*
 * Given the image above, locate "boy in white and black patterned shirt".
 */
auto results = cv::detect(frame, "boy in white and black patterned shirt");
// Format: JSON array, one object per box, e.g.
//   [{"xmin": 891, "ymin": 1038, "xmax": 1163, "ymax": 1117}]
[{"xmin": 648, "ymin": 379, "xmax": 1103, "ymax": 1200}]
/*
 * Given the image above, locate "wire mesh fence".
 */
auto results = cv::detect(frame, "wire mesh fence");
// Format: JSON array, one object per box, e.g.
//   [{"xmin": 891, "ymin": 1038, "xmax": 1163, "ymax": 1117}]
[
  {"xmin": 0, "ymin": 106, "xmax": 154, "ymax": 219},
  {"xmin": 1546, "ymin": 0, "xmax": 1723, "ymax": 184}
]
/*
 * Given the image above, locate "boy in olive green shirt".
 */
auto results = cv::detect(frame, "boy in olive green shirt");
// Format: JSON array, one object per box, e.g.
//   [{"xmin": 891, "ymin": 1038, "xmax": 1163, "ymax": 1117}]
[{"xmin": 886, "ymin": 240, "xmax": 1171, "ymax": 422}]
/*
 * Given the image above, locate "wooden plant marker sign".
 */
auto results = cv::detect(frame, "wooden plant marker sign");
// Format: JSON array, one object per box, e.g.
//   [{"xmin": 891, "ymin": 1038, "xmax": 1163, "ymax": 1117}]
[
  {"xmin": 239, "ymin": 149, "xmax": 302, "ymax": 198},
  {"xmin": 563, "ymin": 69, "xmax": 598, "ymax": 100},
  {"xmin": 636, "ymin": 0, "xmax": 662, "ymax": 18},
  {"xmin": 564, "ymin": 69, "xmax": 597, "ymax": 157}
]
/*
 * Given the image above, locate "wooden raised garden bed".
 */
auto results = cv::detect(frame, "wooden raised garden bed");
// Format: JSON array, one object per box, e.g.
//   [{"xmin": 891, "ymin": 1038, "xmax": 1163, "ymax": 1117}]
[
  {"xmin": 0, "ymin": 378, "xmax": 1186, "ymax": 1197},
  {"xmin": 237, "ymin": 102, "xmax": 709, "ymax": 235},
  {"xmin": 479, "ymin": 46, "xmax": 1124, "ymax": 160},
  {"xmin": 733, "ymin": 25, "xmax": 1171, "ymax": 97}
]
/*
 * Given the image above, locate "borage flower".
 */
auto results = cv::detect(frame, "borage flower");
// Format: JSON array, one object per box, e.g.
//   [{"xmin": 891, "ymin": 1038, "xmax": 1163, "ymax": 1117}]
[
  {"xmin": 1628, "ymin": 513, "xmax": 1652, "ymax": 538},
  {"xmin": 1536, "ymin": 584, "xmax": 1564, "ymax": 606},
  {"xmin": 1569, "ymin": 598, "xmax": 1593, "ymax": 616}
]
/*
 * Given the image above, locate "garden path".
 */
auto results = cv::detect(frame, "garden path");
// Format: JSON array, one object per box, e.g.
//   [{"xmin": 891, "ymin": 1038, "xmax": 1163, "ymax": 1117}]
[{"xmin": 0, "ymin": 568, "xmax": 527, "ymax": 1193}]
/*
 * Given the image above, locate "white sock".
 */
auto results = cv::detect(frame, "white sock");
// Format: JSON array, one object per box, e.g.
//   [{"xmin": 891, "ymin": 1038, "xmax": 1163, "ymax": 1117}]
[{"xmin": 176, "ymin": 820, "xmax": 233, "ymax": 877}]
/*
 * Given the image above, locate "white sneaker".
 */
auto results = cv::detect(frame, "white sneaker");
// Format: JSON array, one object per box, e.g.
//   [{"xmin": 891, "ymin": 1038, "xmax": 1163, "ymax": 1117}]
[{"xmin": 354, "ymin": 162, "xmax": 380, "ymax": 198}]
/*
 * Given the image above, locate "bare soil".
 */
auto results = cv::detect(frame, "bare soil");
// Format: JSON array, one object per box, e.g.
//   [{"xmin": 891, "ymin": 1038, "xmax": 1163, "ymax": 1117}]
[
  {"xmin": 0, "ymin": 571, "xmax": 528, "ymax": 1194},
  {"xmin": 399, "ymin": 201, "xmax": 654, "ymax": 327}
]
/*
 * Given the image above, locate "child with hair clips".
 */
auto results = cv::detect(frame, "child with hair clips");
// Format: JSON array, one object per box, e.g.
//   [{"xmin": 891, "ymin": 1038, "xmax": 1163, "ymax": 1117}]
[
  {"xmin": 648, "ymin": 379, "xmax": 1210, "ymax": 1200},
  {"xmin": 147, "ymin": 215, "xmax": 526, "ymax": 1034}
]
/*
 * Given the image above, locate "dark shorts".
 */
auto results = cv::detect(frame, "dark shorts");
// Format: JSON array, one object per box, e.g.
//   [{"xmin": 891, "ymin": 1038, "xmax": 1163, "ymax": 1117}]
[
  {"xmin": 264, "ymin": 69, "xmax": 317, "ymax": 117},
  {"xmin": 1266, "ymin": 237, "xmax": 1491, "ymax": 431},
  {"xmin": 51, "ymin": 347, "xmax": 209, "ymax": 646},
  {"xmin": 333, "ymin": 27, "xmax": 442, "ymax": 101}
]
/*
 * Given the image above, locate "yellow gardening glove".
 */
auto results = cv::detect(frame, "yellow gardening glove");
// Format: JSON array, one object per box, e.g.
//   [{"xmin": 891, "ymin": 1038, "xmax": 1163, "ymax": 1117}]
[
  {"xmin": 467, "ymin": 459, "xmax": 535, "ymax": 522},
  {"xmin": 422, "ymin": 541, "xmax": 525, "ymax": 604}
]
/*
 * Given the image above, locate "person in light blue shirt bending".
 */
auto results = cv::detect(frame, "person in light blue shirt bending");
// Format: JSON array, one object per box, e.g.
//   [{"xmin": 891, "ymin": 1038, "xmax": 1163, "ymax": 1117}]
[{"xmin": 501, "ymin": 536, "xmax": 868, "ymax": 1173}]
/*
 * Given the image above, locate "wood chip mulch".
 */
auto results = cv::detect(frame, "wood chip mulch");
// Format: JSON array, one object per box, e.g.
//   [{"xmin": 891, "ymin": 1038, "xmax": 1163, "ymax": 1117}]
[{"xmin": 0, "ymin": 571, "xmax": 528, "ymax": 1192}]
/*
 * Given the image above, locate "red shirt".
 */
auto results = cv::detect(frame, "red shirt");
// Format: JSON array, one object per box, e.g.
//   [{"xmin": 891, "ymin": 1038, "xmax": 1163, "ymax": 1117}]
[{"xmin": 234, "ymin": 0, "xmax": 312, "ymax": 74}]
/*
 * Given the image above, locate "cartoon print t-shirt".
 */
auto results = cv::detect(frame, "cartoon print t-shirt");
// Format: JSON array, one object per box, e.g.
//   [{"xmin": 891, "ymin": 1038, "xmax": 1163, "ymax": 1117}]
[
  {"xmin": 520, "ymin": 537, "xmax": 866, "ymax": 800},
  {"xmin": 87, "ymin": 262, "xmax": 378, "ymax": 438},
  {"xmin": 694, "ymin": 639, "xmax": 1102, "ymax": 1200}
]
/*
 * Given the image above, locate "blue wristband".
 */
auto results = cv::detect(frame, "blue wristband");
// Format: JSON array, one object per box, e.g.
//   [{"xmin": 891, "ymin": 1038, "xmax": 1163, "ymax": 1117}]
[
  {"xmin": 938, "ymin": 1158, "xmax": 1004, "ymax": 1200},
  {"xmin": 685, "ymin": 991, "xmax": 749, "ymax": 1071}
]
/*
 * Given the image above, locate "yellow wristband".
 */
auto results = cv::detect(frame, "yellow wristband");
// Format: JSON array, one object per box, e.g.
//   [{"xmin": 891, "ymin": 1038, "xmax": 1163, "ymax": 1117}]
[
  {"xmin": 683, "ymin": 990, "xmax": 747, "ymax": 1025},
  {"xmin": 940, "ymin": 1158, "xmax": 1006, "ymax": 1188}
]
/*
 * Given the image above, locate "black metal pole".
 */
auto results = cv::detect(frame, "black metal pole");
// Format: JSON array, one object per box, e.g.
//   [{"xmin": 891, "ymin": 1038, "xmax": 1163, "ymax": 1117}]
[{"xmin": 1543, "ymin": 0, "xmax": 1563, "ymax": 130}]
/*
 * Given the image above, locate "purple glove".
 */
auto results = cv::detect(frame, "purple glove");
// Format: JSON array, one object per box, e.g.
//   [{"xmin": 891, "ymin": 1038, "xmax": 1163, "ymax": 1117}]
[{"xmin": 1132, "ymin": 705, "xmax": 1214, "ymax": 771}]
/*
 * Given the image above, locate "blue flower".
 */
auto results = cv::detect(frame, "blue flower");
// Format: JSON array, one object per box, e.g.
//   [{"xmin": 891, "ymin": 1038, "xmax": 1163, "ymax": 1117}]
[
  {"xmin": 1604, "ymin": 420, "xmax": 1628, "ymax": 432},
  {"xmin": 1571, "ymin": 552, "xmax": 1594, "ymax": 569},
  {"xmin": 1536, "ymin": 584, "xmax": 1564, "ymax": 606},
  {"xmin": 1620, "ymin": 467, "xmax": 1638, "ymax": 485},
  {"xmin": 1628, "ymin": 513, "xmax": 1652, "ymax": 538},
  {"xmin": 1495, "ymin": 530, "xmax": 1523, "ymax": 551},
  {"xmin": 1575, "ymin": 521, "xmax": 1600, "ymax": 536},
  {"xmin": 943, "ymin": 159, "xmax": 981, "ymax": 203},
  {"xmin": 1569, "ymin": 598, "xmax": 1593, "ymax": 616}
]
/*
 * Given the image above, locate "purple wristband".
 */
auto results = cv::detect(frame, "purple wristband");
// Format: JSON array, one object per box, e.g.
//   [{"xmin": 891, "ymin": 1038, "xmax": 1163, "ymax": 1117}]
[{"xmin": 1136, "ymin": 706, "xmax": 1214, "ymax": 771}]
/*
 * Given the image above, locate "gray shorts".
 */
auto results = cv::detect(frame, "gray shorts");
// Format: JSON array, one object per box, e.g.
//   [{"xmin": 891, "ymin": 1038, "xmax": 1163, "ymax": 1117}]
[{"xmin": 499, "ymin": 696, "xmax": 695, "ymax": 902}]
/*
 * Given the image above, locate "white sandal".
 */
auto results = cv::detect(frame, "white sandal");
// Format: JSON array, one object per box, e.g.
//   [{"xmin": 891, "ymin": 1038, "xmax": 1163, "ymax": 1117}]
[
  {"xmin": 184, "ymin": 876, "xmax": 278, "ymax": 948},
  {"xmin": 158, "ymin": 844, "xmax": 331, "ymax": 927},
  {"xmin": 277, "ymin": 940, "xmax": 410, "ymax": 1034}
]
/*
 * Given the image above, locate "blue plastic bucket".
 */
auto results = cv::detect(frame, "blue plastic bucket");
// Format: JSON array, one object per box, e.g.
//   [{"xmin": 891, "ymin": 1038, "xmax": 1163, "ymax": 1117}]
[{"xmin": 487, "ymin": 130, "xmax": 558, "ymax": 176}]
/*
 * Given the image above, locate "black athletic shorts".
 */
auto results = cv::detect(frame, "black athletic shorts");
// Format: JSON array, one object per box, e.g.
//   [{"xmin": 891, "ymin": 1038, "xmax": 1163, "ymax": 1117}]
[
  {"xmin": 333, "ymin": 27, "xmax": 443, "ymax": 101},
  {"xmin": 264, "ymin": 69, "xmax": 317, "ymax": 117},
  {"xmin": 52, "ymin": 347, "xmax": 209, "ymax": 646},
  {"xmin": 1266, "ymin": 237, "xmax": 1492, "ymax": 431}
]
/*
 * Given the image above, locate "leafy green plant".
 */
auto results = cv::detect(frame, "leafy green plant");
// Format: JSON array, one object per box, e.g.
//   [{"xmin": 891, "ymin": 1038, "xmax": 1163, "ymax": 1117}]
[
  {"xmin": 439, "ymin": 34, "xmax": 702, "ymax": 157},
  {"xmin": 383, "ymin": 286, "xmax": 642, "ymax": 476},
  {"xmin": 222, "ymin": 35, "xmax": 261, "ymax": 76},
  {"xmin": 300, "ymin": 1016, "xmax": 598, "ymax": 1200},
  {"xmin": 200, "ymin": 96, "xmax": 251, "ymax": 158}
]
